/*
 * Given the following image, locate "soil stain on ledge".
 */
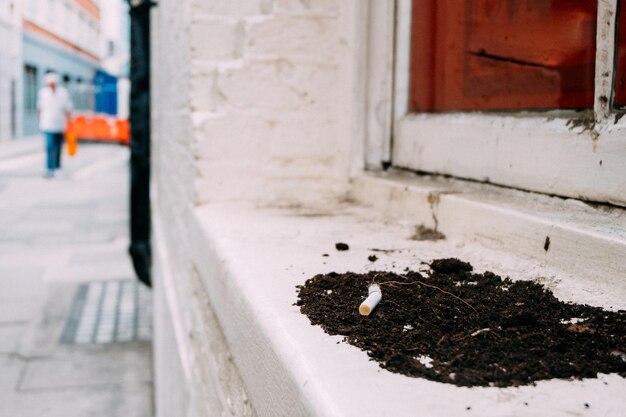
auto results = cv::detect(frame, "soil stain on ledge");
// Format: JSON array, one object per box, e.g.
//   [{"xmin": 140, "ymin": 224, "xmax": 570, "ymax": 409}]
[
  {"xmin": 296, "ymin": 259, "xmax": 626, "ymax": 387},
  {"xmin": 411, "ymin": 225, "xmax": 445, "ymax": 241}
]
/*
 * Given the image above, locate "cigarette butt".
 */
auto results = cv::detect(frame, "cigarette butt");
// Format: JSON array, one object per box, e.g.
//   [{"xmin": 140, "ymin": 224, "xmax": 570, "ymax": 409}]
[{"xmin": 359, "ymin": 284, "xmax": 382, "ymax": 316}]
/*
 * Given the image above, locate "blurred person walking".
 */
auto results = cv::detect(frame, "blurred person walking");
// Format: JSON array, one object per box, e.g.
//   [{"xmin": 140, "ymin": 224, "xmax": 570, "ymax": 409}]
[{"xmin": 38, "ymin": 72, "xmax": 73, "ymax": 178}]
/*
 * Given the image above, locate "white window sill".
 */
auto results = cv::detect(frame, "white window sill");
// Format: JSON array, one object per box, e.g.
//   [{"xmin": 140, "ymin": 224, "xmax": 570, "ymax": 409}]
[
  {"xmin": 155, "ymin": 172, "xmax": 625, "ymax": 417},
  {"xmin": 351, "ymin": 171, "xmax": 626, "ymax": 294}
]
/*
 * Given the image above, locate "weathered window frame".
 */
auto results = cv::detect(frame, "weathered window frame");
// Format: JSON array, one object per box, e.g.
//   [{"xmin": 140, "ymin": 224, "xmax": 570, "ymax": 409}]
[{"xmin": 365, "ymin": 0, "xmax": 626, "ymax": 207}]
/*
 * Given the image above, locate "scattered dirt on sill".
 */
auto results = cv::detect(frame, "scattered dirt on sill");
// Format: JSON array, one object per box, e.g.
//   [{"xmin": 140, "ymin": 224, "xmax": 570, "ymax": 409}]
[
  {"xmin": 566, "ymin": 111, "xmax": 596, "ymax": 134},
  {"xmin": 335, "ymin": 242, "xmax": 349, "ymax": 251},
  {"xmin": 410, "ymin": 225, "xmax": 446, "ymax": 241},
  {"xmin": 370, "ymin": 248, "xmax": 403, "ymax": 254},
  {"xmin": 295, "ymin": 258, "xmax": 626, "ymax": 387}
]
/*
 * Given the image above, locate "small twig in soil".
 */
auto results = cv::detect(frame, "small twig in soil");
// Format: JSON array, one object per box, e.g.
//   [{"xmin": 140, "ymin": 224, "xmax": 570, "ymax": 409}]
[
  {"xmin": 375, "ymin": 279, "xmax": 478, "ymax": 314},
  {"xmin": 416, "ymin": 315, "xmax": 442, "ymax": 331},
  {"xmin": 368, "ymin": 272, "xmax": 385, "ymax": 286},
  {"xmin": 471, "ymin": 328, "xmax": 491, "ymax": 337}
]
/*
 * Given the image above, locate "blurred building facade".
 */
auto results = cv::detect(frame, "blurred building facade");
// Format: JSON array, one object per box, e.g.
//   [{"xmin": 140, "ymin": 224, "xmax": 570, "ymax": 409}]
[
  {"xmin": 0, "ymin": 0, "xmax": 22, "ymax": 142},
  {"xmin": 100, "ymin": 0, "xmax": 129, "ymax": 76},
  {"xmin": 3, "ymin": 0, "xmax": 130, "ymax": 138},
  {"xmin": 22, "ymin": 0, "xmax": 102, "ymax": 135},
  {"xmin": 99, "ymin": 0, "xmax": 130, "ymax": 118}
]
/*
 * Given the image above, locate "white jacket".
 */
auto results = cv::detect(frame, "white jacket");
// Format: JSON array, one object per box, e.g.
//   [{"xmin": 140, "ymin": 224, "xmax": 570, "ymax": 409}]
[{"xmin": 37, "ymin": 86, "xmax": 73, "ymax": 133}]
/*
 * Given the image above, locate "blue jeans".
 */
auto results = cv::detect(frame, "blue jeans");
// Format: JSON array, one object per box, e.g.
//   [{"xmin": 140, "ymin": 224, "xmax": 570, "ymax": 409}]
[{"xmin": 44, "ymin": 132, "xmax": 64, "ymax": 172}]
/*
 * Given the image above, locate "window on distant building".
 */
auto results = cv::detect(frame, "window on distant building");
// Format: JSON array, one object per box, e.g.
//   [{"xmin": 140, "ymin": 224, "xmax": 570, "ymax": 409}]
[
  {"xmin": 63, "ymin": 1, "xmax": 69, "ymax": 27},
  {"xmin": 48, "ymin": 0, "xmax": 55, "ymax": 25},
  {"xmin": 28, "ymin": 0, "xmax": 37, "ymax": 18},
  {"xmin": 77, "ymin": 11, "xmax": 85, "ymax": 46},
  {"xmin": 23, "ymin": 65, "xmax": 38, "ymax": 112},
  {"xmin": 68, "ymin": 4, "xmax": 77, "ymax": 42},
  {"xmin": 89, "ymin": 21, "xmax": 97, "ymax": 53}
]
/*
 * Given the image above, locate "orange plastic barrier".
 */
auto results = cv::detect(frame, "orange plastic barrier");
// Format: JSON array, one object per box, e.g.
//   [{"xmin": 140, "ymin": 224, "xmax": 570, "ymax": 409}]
[
  {"xmin": 113, "ymin": 119, "xmax": 130, "ymax": 142},
  {"xmin": 92, "ymin": 118, "xmax": 111, "ymax": 140},
  {"xmin": 65, "ymin": 114, "xmax": 130, "ymax": 147}
]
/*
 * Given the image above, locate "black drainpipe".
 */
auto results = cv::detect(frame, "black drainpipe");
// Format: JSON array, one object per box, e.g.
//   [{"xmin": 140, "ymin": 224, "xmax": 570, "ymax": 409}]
[{"xmin": 128, "ymin": 0, "xmax": 155, "ymax": 287}]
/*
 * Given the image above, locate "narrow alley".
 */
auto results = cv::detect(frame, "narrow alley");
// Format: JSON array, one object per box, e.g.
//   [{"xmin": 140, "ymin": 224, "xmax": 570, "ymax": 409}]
[{"xmin": 0, "ymin": 138, "xmax": 153, "ymax": 417}]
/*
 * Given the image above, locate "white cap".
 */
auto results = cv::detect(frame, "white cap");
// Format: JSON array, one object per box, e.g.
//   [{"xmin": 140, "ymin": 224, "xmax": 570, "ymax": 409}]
[{"xmin": 44, "ymin": 72, "xmax": 59, "ymax": 85}]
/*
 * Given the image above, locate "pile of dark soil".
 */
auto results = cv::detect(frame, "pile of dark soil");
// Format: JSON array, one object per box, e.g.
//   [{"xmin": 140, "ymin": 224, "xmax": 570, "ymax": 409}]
[{"xmin": 296, "ymin": 259, "xmax": 626, "ymax": 387}]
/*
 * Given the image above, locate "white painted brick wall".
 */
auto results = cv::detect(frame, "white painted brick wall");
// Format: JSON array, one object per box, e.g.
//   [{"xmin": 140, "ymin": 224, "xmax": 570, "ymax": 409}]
[
  {"xmin": 191, "ymin": 0, "xmax": 274, "ymax": 16},
  {"xmin": 152, "ymin": 0, "xmax": 365, "ymax": 415},
  {"xmin": 245, "ymin": 15, "xmax": 339, "ymax": 61},
  {"xmin": 182, "ymin": 0, "xmax": 360, "ymax": 205},
  {"xmin": 190, "ymin": 18, "xmax": 245, "ymax": 62},
  {"xmin": 151, "ymin": 2, "xmax": 204, "ymax": 414}
]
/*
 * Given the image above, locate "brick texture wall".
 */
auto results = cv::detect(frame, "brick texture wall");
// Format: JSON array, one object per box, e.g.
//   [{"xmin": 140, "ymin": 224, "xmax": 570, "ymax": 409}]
[
  {"xmin": 152, "ymin": 1, "xmax": 364, "ymax": 416},
  {"xmin": 187, "ymin": 0, "xmax": 360, "ymax": 205}
]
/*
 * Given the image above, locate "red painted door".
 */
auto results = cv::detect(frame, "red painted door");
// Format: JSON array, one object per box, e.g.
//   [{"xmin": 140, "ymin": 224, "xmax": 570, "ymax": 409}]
[{"xmin": 409, "ymin": 0, "xmax": 598, "ymax": 112}]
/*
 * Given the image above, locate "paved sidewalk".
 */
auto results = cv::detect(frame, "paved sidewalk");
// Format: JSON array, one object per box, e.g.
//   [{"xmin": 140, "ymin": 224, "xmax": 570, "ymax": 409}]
[
  {"xmin": 0, "ymin": 140, "xmax": 153, "ymax": 417},
  {"xmin": 0, "ymin": 135, "xmax": 42, "ymax": 162}
]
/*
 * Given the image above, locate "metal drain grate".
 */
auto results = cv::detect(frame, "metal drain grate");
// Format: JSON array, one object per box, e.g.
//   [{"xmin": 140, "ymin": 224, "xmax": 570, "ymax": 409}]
[{"xmin": 61, "ymin": 279, "xmax": 151, "ymax": 345}]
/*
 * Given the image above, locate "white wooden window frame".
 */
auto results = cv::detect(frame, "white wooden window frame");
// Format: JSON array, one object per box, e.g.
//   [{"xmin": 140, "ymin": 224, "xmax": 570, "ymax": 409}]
[{"xmin": 364, "ymin": 0, "xmax": 626, "ymax": 207}]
